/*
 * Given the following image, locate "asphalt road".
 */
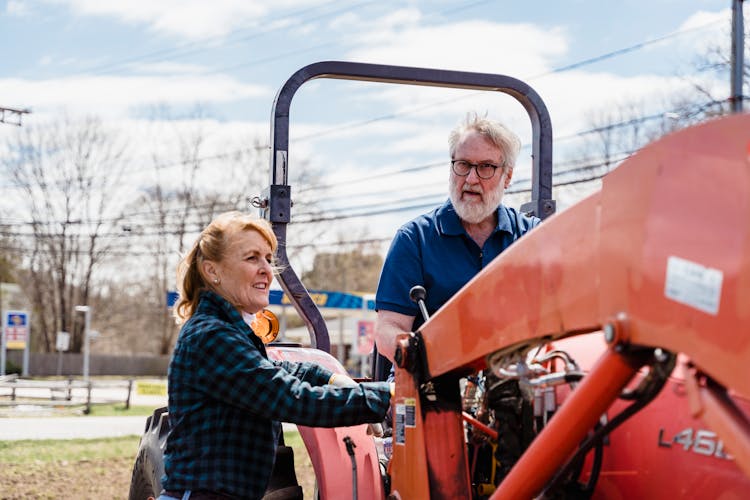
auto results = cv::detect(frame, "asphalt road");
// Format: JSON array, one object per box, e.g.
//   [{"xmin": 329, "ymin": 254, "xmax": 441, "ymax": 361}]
[{"xmin": 0, "ymin": 415, "xmax": 151, "ymax": 440}]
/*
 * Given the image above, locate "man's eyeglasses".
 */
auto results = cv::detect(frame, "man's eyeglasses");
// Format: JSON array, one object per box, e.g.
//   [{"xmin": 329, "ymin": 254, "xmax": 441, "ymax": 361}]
[{"xmin": 451, "ymin": 160, "xmax": 503, "ymax": 180}]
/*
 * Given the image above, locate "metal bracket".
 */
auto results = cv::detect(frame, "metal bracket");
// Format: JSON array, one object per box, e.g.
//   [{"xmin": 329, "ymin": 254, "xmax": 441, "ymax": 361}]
[{"xmin": 263, "ymin": 184, "xmax": 291, "ymax": 223}]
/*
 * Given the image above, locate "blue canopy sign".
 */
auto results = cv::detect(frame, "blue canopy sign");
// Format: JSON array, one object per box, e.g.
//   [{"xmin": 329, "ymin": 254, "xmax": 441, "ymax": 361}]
[{"xmin": 269, "ymin": 290, "xmax": 375, "ymax": 310}]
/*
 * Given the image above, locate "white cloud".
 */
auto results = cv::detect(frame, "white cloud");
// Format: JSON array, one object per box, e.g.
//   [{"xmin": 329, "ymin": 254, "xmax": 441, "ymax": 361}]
[
  {"xmin": 0, "ymin": 74, "xmax": 270, "ymax": 118},
  {"xmin": 327, "ymin": 11, "xmax": 359, "ymax": 31},
  {"xmin": 6, "ymin": 0, "xmax": 31, "ymax": 16},
  {"xmin": 323, "ymin": 9, "xmax": 730, "ymax": 162},
  {"xmin": 286, "ymin": 65, "xmax": 725, "ymax": 225},
  {"xmin": 675, "ymin": 8, "xmax": 733, "ymax": 53},
  {"xmin": 125, "ymin": 61, "xmax": 212, "ymax": 75},
  {"xmin": 535, "ymin": 71, "xmax": 703, "ymax": 136},
  {"xmin": 679, "ymin": 8, "xmax": 730, "ymax": 31},
  {"xmin": 346, "ymin": 18, "xmax": 568, "ymax": 77},
  {"xmin": 47, "ymin": 0, "xmax": 325, "ymax": 39},
  {"xmin": 377, "ymin": 7, "xmax": 422, "ymax": 29},
  {"xmin": 288, "ymin": 16, "xmax": 569, "ymax": 165}
]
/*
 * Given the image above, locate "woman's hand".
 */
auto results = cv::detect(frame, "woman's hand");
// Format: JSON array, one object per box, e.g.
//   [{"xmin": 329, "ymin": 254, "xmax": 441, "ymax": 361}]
[
  {"xmin": 328, "ymin": 373, "xmax": 358, "ymax": 388},
  {"xmin": 329, "ymin": 373, "xmax": 385, "ymax": 436}
]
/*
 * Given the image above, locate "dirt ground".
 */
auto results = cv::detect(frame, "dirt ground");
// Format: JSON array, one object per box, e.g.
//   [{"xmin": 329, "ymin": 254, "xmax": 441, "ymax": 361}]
[
  {"xmin": 1, "ymin": 450, "xmax": 315, "ymax": 500},
  {"xmin": 1, "ymin": 456, "xmax": 134, "ymax": 500}
]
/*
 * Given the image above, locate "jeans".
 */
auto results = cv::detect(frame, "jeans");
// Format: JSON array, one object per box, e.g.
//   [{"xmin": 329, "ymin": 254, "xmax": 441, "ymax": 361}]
[
  {"xmin": 158, "ymin": 492, "xmax": 190, "ymax": 500},
  {"xmin": 159, "ymin": 491, "xmax": 236, "ymax": 500}
]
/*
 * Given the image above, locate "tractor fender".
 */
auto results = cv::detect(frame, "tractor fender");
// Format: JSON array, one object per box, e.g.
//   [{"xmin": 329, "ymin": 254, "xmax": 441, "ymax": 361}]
[{"xmin": 267, "ymin": 345, "xmax": 386, "ymax": 500}]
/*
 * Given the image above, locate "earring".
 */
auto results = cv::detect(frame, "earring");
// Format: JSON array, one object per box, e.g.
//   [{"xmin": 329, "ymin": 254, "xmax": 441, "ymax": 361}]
[{"xmin": 213, "ymin": 278, "xmax": 220, "ymax": 284}]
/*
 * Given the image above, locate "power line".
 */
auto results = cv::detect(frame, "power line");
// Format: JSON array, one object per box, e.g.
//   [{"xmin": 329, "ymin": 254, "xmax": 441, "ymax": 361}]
[
  {"xmin": 298, "ymin": 97, "xmax": 726, "ymax": 196},
  {"xmin": 2, "ymin": 17, "xmax": 727, "ymax": 193},
  {"xmin": 297, "ymin": 160, "xmax": 444, "ymax": 193},
  {"xmin": 284, "ymin": 18, "xmax": 728, "ymax": 144},
  {"xmin": 0, "ymin": 154, "xmax": 620, "ymax": 258},
  {"xmin": 72, "ymin": 0, "xmax": 490, "ymax": 78},
  {"xmin": 82, "ymin": 0, "xmax": 361, "ymax": 76},
  {"xmin": 526, "ymin": 18, "xmax": 726, "ymax": 80},
  {"xmin": 0, "ymin": 112, "xmax": 684, "ymax": 231},
  {"xmin": 293, "ymin": 162, "xmax": 623, "ymax": 224},
  {"xmin": 1, "ymin": 18, "xmax": 733, "ymax": 224},
  {"xmin": 0, "ymin": 92, "xmax": 711, "ymax": 233},
  {"xmin": 0, "ymin": 151, "xmax": 619, "ymax": 231}
]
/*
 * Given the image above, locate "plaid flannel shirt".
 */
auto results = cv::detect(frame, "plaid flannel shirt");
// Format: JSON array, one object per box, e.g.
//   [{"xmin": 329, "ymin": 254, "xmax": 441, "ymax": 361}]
[{"xmin": 162, "ymin": 290, "xmax": 391, "ymax": 498}]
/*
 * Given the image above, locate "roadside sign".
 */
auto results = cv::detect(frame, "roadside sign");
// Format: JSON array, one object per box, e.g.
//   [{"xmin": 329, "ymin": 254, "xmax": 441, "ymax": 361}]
[
  {"xmin": 4, "ymin": 310, "xmax": 29, "ymax": 350},
  {"xmin": 56, "ymin": 331, "xmax": 70, "ymax": 351},
  {"xmin": 136, "ymin": 380, "xmax": 167, "ymax": 396},
  {"xmin": 357, "ymin": 320, "xmax": 374, "ymax": 355}
]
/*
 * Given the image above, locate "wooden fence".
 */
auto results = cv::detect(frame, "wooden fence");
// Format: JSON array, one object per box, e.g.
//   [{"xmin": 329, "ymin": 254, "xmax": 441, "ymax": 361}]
[{"xmin": 0, "ymin": 374, "xmax": 134, "ymax": 414}]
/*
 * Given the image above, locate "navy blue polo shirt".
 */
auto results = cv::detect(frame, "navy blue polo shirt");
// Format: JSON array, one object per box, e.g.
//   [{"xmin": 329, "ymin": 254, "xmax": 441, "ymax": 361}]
[{"xmin": 375, "ymin": 199, "xmax": 539, "ymax": 331}]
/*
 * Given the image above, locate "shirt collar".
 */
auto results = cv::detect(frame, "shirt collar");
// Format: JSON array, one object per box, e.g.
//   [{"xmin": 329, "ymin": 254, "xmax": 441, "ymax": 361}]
[
  {"xmin": 198, "ymin": 290, "xmax": 246, "ymax": 327},
  {"xmin": 197, "ymin": 289, "xmax": 267, "ymax": 351},
  {"xmin": 436, "ymin": 199, "xmax": 513, "ymax": 236}
]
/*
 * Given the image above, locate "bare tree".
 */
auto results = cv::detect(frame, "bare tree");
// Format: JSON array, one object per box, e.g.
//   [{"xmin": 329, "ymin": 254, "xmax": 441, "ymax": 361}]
[
  {"xmin": 693, "ymin": 11, "xmax": 749, "ymax": 103},
  {"xmin": 0, "ymin": 232, "xmax": 18, "ymax": 283},
  {"xmin": 123, "ymin": 120, "xmax": 282, "ymax": 354},
  {"xmin": 1, "ymin": 116, "xmax": 130, "ymax": 352},
  {"xmin": 301, "ymin": 228, "xmax": 384, "ymax": 294},
  {"xmin": 2, "ymin": 107, "xmax": 329, "ymax": 356}
]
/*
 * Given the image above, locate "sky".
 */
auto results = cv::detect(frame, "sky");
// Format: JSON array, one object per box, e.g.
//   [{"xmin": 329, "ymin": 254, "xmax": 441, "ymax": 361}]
[{"xmin": 0, "ymin": 0, "xmax": 743, "ymax": 276}]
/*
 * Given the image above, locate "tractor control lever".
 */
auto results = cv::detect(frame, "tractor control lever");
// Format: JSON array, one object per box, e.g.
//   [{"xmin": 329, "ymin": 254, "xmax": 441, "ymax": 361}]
[
  {"xmin": 395, "ymin": 286, "xmax": 429, "ymax": 374},
  {"xmin": 409, "ymin": 285, "xmax": 430, "ymax": 322}
]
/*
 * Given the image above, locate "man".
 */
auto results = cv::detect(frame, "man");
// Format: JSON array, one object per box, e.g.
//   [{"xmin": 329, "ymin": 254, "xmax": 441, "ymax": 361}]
[{"xmin": 375, "ymin": 113, "xmax": 540, "ymax": 363}]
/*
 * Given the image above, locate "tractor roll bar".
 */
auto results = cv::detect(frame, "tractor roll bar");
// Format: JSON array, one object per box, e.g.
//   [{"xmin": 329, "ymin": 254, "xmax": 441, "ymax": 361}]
[{"xmin": 264, "ymin": 61, "xmax": 554, "ymax": 351}]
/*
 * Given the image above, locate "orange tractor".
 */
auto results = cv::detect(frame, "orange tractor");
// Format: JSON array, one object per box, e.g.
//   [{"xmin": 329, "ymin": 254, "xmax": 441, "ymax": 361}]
[{"xmin": 130, "ymin": 61, "xmax": 750, "ymax": 499}]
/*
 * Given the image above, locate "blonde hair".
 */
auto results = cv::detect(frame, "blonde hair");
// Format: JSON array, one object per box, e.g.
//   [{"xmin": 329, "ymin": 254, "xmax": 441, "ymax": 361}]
[
  {"xmin": 173, "ymin": 211, "xmax": 277, "ymax": 324},
  {"xmin": 448, "ymin": 112, "xmax": 522, "ymax": 170}
]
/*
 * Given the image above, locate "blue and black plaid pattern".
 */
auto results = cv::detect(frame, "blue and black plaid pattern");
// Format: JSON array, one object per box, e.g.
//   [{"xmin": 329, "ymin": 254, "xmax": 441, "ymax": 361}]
[{"xmin": 162, "ymin": 290, "xmax": 391, "ymax": 498}]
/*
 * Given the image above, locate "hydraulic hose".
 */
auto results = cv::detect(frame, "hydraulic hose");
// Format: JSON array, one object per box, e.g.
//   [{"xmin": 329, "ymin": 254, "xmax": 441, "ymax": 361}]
[{"xmin": 343, "ymin": 436, "xmax": 358, "ymax": 500}]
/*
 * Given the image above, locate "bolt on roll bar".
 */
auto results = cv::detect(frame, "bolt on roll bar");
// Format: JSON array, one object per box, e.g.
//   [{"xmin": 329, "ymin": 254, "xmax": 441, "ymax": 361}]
[{"xmin": 262, "ymin": 61, "xmax": 554, "ymax": 351}]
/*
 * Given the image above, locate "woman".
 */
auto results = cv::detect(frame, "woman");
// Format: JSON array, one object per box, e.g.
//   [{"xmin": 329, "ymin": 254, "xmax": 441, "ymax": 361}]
[{"xmin": 159, "ymin": 211, "xmax": 392, "ymax": 500}]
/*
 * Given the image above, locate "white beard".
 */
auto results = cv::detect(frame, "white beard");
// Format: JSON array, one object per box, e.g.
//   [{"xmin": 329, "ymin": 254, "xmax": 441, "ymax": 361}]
[{"xmin": 450, "ymin": 179, "xmax": 503, "ymax": 224}]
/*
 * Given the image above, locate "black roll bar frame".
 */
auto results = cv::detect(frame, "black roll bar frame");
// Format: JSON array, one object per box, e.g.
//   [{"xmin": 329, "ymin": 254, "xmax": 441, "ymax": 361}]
[{"xmin": 263, "ymin": 61, "xmax": 554, "ymax": 351}]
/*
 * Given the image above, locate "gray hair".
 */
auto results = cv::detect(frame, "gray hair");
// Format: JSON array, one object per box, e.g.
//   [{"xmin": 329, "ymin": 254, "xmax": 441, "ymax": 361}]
[{"xmin": 448, "ymin": 112, "xmax": 521, "ymax": 169}]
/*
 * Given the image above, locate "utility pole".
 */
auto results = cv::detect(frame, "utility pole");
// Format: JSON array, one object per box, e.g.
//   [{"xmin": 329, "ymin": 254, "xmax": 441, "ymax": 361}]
[
  {"xmin": 730, "ymin": 0, "xmax": 746, "ymax": 113},
  {"xmin": 0, "ymin": 106, "xmax": 30, "ymax": 375},
  {"xmin": 75, "ymin": 305, "xmax": 92, "ymax": 381},
  {"xmin": 0, "ymin": 106, "xmax": 31, "ymax": 126}
]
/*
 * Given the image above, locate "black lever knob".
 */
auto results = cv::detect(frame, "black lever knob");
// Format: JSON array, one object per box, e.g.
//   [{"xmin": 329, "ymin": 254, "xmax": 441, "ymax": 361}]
[
  {"xmin": 409, "ymin": 285, "xmax": 430, "ymax": 322},
  {"xmin": 409, "ymin": 285, "xmax": 426, "ymax": 303}
]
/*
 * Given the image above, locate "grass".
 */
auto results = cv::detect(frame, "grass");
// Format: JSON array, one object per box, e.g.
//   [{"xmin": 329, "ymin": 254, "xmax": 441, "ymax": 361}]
[
  {"xmin": 0, "ymin": 435, "xmax": 141, "ymax": 463},
  {"xmin": 0, "ymin": 401, "xmax": 161, "ymax": 417},
  {"xmin": 85, "ymin": 403, "xmax": 158, "ymax": 417},
  {"xmin": 0, "ymin": 430, "xmax": 304, "ymax": 465},
  {"xmin": 284, "ymin": 429, "xmax": 304, "ymax": 448}
]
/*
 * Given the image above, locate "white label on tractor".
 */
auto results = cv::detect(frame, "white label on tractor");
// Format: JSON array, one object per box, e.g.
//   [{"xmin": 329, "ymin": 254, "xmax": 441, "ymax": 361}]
[
  {"xmin": 404, "ymin": 398, "xmax": 416, "ymax": 428},
  {"xmin": 395, "ymin": 403, "xmax": 406, "ymax": 444},
  {"xmin": 394, "ymin": 398, "xmax": 417, "ymax": 446},
  {"xmin": 664, "ymin": 256, "xmax": 723, "ymax": 315}
]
